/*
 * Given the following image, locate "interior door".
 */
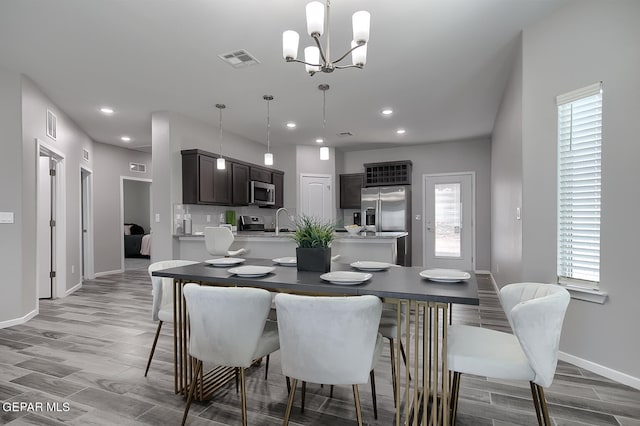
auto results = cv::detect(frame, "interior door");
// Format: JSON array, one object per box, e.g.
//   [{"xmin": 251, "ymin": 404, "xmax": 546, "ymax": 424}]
[
  {"xmin": 299, "ymin": 174, "xmax": 333, "ymax": 223},
  {"xmin": 38, "ymin": 155, "xmax": 54, "ymax": 299},
  {"xmin": 423, "ymin": 173, "xmax": 474, "ymax": 271}
]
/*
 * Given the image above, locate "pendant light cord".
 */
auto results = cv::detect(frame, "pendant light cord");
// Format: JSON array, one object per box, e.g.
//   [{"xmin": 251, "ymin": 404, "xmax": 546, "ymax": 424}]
[
  {"xmin": 218, "ymin": 108, "xmax": 223, "ymax": 158},
  {"xmin": 267, "ymin": 98, "xmax": 271, "ymax": 153}
]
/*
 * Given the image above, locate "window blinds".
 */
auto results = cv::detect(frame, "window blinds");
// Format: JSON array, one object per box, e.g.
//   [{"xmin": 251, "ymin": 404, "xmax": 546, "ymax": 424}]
[{"xmin": 557, "ymin": 83, "xmax": 602, "ymax": 285}]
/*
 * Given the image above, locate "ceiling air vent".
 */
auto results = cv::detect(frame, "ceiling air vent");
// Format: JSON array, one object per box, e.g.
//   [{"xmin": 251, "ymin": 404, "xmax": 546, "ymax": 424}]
[
  {"xmin": 218, "ymin": 50, "xmax": 260, "ymax": 68},
  {"xmin": 46, "ymin": 109, "xmax": 57, "ymax": 140},
  {"xmin": 129, "ymin": 162, "xmax": 147, "ymax": 173},
  {"xmin": 337, "ymin": 131, "xmax": 353, "ymax": 137},
  {"xmin": 82, "ymin": 149, "xmax": 89, "ymax": 161}
]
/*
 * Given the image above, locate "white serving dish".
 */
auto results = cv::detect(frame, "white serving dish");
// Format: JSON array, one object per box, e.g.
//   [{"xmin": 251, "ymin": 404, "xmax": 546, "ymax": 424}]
[
  {"xmin": 344, "ymin": 225, "xmax": 363, "ymax": 235},
  {"xmin": 228, "ymin": 265, "xmax": 275, "ymax": 277},
  {"xmin": 205, "ymin": 257, "xmax": 246, "ymax": 266},
  {"xmin": 272, "ymin": 257, "xmax": 297, "ymax": 266},
  {"xmin": 419, "ymin": 269, "xmax": 470, "ymax": 283},
  {"xmin": 350, "ymin": 261, "xmax": 392, "ymax": 271},
  {"xmin": 320, "ymin": 271, "xmax": 372, "ymax": 285}
]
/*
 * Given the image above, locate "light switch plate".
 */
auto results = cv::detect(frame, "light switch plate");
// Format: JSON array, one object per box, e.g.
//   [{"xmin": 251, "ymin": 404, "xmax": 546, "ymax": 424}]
[
  {"xmin": 155, "ymin": 213, "xmax": 161, "ymax": 223},
  {"xmin": 516, "ymin": 207, "xmax": 521, "ymax": 220},
  {"xmin": 0, "ymin": 212, "xmax": 14, "ymax": 224}
]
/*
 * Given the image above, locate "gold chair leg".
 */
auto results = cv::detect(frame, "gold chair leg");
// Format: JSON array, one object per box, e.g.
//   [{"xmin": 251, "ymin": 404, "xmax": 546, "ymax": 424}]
[
  {"xmin": 370, "ymin": 370, "xmax": 378, "ymax": 420},
  {"xmin": 352, "ymin": 384, "xmax": 363, "ymax": 426},
  {"xmin": 240, "ymin": 368, "xmax": 247, "ymax": 426},
  {"xmin": 530, "ymin": 381, "xmax": 543, "ymax": 426},
  {"xmin": 181, "ymin": 359, "xmax": 202, "ymax": 426},
  {"xmin": 144, "ymin": 321, "xmax": 163, "ymax": 377},
  {"xmin": 389, "ymin": 338, "xmax": 397, "ymax": 406},
  {"xmin": 450, "ymin": 371, "xmax": 461, "ymax": 425},
  {"xmin": 399, "ymin": 340, "xmax": 411, "ymax": 380},
  {"xmin": 283, "ymin": 378, "xmax": 298, "ymax": 426},
  {"xmin": 537, "ymin": 384, "xmax": 551, "ymax": 426}
]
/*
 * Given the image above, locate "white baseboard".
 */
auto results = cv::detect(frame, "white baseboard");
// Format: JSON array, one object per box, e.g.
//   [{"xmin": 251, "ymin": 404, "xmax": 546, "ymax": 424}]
[
  {"xmin": 0, "ymin": 308, "xmax": 38, "ymax": 329},
  {"xmin": 559, "ymin": 351, "xmax": 640, "ymax": 391},
  {"xmin": 474, "ymin": 269, "xmax": 491, "ymax": 275},
  {"xmin": 64, "ymin": 282, "xmax": 82, "ymax": 297},
  {"xmin": 93, "ymin": 269, "xmax": 124, "ymax": 277}
]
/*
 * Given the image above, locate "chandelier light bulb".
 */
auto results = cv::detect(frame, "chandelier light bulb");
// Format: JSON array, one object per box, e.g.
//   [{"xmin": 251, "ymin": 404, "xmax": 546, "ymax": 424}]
[
  {"xmin": 304, "ymin": 46, "xmax": 321, "ymax": 73},
  {"xmin": 351, "ymin": 40, "xmax": 367, "ymax": 66},
  {"xmin": 282, "ymin": 30, "xmax": 299, "ymax": 60},
  {"xmin": 352, "ymin": 11, "xmax": 370, "ymax": 44},
  {"xmin": 306, "ymin": 2, "xmax": 325, "ymax": 36}
]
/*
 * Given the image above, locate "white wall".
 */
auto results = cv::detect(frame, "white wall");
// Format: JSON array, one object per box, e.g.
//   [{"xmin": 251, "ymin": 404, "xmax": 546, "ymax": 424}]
[
  {"xmin": 0, "ymin": 66, "xmax": 25, "ymax": 324},
  {"xmin": 341, "ymin": 139, "xmax": 492, "ymax": 269},
  {"xmin": 517, "ymin": 0, "xmax": 640, "ymax": 380},
  {"xmin": 491, "ymin": 36, "xmax": 523, "ymax": 286},
  {"xmin": 93, "ymin": 142, "xmax": 151, "ymax": 273}
]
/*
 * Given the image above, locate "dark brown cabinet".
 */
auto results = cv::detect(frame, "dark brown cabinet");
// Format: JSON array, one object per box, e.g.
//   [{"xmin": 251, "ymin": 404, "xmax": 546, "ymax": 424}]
[
  {"xmin": 272, "ymin": 172, "xmax": 284, "ymax": 208},
  {"xmin": 250, "ymin": 166, "xmax": 272, "ymax": 183},
  {"xmin": 364, "ymin": 160, "xmax": 412, "ymax": 187},
  {"xmin": 340, "ymin": 173, "xmax": 364, "ymax": 209},
  {"xmin": 231, "ymin": 162, "xmax": 250, "ymax": 205}
]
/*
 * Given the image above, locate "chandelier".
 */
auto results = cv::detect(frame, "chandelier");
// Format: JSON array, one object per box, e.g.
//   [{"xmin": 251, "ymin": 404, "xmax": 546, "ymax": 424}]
[
  {"xmin": 263, "ymin": 95, "xmax": 274, "ymax": 166},
  {"xmin": 282, "ymin": 1, "xmax": 370, "ymax": 76},
  {"xmin": 318, "ymin": 84, "xmax": 330, "ymax": 160}
]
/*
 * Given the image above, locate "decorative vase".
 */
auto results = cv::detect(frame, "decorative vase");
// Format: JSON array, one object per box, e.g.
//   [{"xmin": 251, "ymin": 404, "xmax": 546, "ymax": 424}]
[{"xmin": 296, "ymin": 247, "xmax": 331, "ymax": 273}]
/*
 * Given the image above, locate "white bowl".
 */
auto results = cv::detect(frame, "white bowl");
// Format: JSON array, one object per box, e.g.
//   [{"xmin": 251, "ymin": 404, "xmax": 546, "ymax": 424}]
[{"xmin": 344, "ymin": 225, "xmax": 363, "ymax": 235}]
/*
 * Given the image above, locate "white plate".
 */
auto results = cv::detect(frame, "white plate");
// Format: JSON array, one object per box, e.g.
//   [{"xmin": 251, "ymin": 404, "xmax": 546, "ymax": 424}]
[
  {"xmin": 272, "ymin": 257, "xmax": 297, "ymax": 266},
  {"xmin": 228, "ymin": 265, "xmax": 275, "ymax": 277},
  {"xmin": 350, "ymin": 261, "xmax": 392, "ymax": 271},
  {"xmin": 419, "ymin": 269, "xmax": 470, "ymax": 283},
  {"xmin": 320, "ymin": 271, "xmax": 372, "ymax": 285},
  {"xmin": 205, "ymin": 257, "xmax": 246, "ymax": 266}
]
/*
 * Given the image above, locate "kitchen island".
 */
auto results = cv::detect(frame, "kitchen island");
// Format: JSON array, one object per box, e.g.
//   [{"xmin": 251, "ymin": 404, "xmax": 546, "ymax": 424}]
[{"xmin": 174, "ymin": 231, "xmax": 409, "ymax": 265}]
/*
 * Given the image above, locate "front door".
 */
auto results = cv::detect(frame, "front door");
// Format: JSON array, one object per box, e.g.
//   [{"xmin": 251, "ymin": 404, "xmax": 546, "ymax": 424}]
[{"xmin": 423, "ymin": 173, "xmax": 474, "ymax": 271}]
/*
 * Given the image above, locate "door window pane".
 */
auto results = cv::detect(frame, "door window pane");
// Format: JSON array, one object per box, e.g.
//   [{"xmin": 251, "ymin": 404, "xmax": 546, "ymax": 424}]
[{"xmin": 434, "ymin": 183, "xmax": 461, "ymax": 257}]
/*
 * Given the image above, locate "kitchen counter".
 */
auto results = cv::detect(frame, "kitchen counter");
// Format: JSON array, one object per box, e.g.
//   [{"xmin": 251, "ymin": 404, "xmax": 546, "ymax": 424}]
[{"xmin": 173, "ymin": 231, "xmax": 409, "ymax": 265}]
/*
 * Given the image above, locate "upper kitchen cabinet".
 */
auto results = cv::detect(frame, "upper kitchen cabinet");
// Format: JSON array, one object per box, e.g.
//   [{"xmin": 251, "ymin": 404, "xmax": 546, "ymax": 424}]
[
  {"xmin": 364, "ymin": 160, "xmax": 413, "ymax": 187},
  {"xmin": 231, "ymin": 162, "xmax": 250, "ymax": 205},
  {"xmin": 340, "ymin": 173, "xmax": 364, "ymax": 209},
  {"xmin": 182, "ymin": 150, "xmax": 232, "ymax": 205},
  {"xmin": 250, "ymin": 166, "xmax": 272, "ymax": 183},
  {"xmin": 272, "ymin": 171, "xmax": 284, "ymax": 208}
]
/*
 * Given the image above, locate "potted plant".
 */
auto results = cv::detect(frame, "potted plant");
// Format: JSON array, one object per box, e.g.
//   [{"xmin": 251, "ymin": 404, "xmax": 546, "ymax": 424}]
[{"xmin": 291, "ymin": 215, "xmax": 335, "ymax": 272}]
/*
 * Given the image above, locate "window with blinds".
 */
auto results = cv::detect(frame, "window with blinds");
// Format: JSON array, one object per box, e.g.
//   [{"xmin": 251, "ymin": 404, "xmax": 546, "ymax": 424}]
[{"xmin": 556, "ymin": 82, "xmax": 602, "ymax": 286}]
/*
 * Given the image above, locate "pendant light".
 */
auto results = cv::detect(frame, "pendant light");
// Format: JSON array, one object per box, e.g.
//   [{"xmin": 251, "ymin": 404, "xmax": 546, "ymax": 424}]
[
  {"xmin": 263, "ymin": 95, "xmax": 274, "ymax": 166},
  {"xmin": 318, "ymin": 84, "xmax": 330, "ymax": 160},
  {"xmin": 216, "ymin": 103, "xmax": 226, "ymax": 170}
]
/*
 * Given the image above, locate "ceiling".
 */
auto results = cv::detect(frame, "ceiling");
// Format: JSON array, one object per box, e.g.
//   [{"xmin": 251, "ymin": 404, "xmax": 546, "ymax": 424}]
[{"xmin": 0, "ymin": 0, "xmax": 565, "ymax": 153}]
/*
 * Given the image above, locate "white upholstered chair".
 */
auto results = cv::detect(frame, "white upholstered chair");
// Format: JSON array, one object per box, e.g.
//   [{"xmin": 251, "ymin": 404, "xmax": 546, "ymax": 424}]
[
  {"xmin": 204, "ymin": 226, "xmax": 247, "ymax": 257},
  {"xmin": 181, "ymin": 284, "xmax": 279, "ymax": 426},
  {"xmin": 275, "ymin": 293, "xmax": 383, "ymax": 426},
  {"xmin": 448, "ymin": 282, "xmax": 570, "ymax": 425},
  {"xmin": 145, "ymin": 259, "xmax": 199, "ymax": 377}
]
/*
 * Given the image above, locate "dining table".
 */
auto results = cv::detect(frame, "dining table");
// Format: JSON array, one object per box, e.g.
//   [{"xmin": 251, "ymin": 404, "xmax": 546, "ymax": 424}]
[{"xmin": 152, "ymin": 258, "xmax": 479, "ymax": 426}]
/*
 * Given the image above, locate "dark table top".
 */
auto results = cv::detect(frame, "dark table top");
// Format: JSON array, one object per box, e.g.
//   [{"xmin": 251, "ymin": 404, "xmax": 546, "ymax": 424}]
[{"xmin": 152, "ymin": 259, "xmax": 480, "ymax": 306}]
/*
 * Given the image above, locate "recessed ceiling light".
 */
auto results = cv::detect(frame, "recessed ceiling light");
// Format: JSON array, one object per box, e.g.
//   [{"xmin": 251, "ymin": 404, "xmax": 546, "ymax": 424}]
[
  {"xmin": 381, "ymin": 108, "xmax": 393, "ymax": 116},
  {"xmin": 121, "ymin": 136, "xmax": 132, "ymax": 142},
  {"xmin": 100, "ymin": 107, "xmax": 115, "ymax": 115},
  {"xmin": 286, "ymin": 122, "xmax": 297, "ymax": 129},
  {"xmin": 396, "ymin": 129, "xmax": 406, "ymax": 135},
  {"xmin": 316, "ymin": 138, "xmax": 324, "ymax": 143}
]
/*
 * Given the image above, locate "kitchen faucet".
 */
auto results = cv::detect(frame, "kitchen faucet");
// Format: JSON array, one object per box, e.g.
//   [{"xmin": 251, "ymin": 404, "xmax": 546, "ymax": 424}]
[{"xmin": 275, "ymin": 207, "xmax": 293, "ymax": 236}]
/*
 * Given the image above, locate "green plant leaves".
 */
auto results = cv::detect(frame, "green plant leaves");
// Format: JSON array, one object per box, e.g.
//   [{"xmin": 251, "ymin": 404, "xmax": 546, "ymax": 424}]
[{"xmin": 291, "ymin": 215, "xmax": 335, "ymax": 248}]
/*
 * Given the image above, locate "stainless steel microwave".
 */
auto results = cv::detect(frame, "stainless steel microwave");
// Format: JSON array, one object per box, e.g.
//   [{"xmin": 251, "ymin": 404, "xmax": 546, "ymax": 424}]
[{"xmin": 250, "ymin": 181, "xmax": 275, "ymax": 206}]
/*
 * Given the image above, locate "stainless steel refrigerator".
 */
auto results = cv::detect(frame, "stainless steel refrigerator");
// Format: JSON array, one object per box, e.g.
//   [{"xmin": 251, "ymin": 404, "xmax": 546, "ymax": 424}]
[{"xmin": 361, "ymin": 186, "xmax": 411, "ymax": 265}]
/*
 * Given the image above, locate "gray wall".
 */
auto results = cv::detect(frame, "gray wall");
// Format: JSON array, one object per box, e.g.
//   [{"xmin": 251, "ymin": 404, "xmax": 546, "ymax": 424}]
[
  {"xmin": 514, "ymin": 0, "xmax": 640, "ymax": 379},
  {"xmin": 123, "ymin": 179, "xmax": 151, "ymax": 232},
  {"xmin": 341, "ymin": 139, "xmax": 492, "ymax": 269},
  {"xmin": 0, "ymin": 66, "xmax": 25, "ymax": 323},
  {"xmin": 22, "ymin": 77, "xmax": 94, "ymax": 295},
  {"xmin": 491, "ymin": 36, "xmax": 523, "ymax": 286},
  {"xmin": 93, "ymin": 142, "xmax": 151, "ymax": 273}
]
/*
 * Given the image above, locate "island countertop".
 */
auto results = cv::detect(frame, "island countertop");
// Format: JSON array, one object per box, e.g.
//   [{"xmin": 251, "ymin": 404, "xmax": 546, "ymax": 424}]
[{"xmin": 175, "ymin": 231, "xmax": 408, "ymax": 241}]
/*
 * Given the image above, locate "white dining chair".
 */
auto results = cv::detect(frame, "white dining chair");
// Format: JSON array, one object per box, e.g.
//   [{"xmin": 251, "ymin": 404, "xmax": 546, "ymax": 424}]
[
  {"xmin": 204, "ymin": 226, "xmax": 247, "ymax": 257},
  {"xmin": 145, "ymin": 259, "xmax": 199, "ymax": 377},
  {"xmin": 275, "ymin": 293, "xmax": 383, "ymax": 426},
  {"xmin": 181, "ymin": 284, "xmax": 279, "ymax": 426},
  {"xmin": 447, "ymin": 282, "xmax": 570, "ymax": 425}
]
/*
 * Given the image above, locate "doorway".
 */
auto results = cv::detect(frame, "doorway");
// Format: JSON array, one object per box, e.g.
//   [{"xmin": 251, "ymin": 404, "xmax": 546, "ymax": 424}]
[
  {"xmin": 423, "ymin": 173, "xmax": 475, "ymax": 271},
  {"xmin": 37, "ymin": 143, "xmax": 65, "ymax": 299},
  {"xmin": 120, "ymin": 177, "xmax": 152, "ymax": 271},
  {"xmin": 81, "ymin": 167, "xmax": 94, "ymax": 280},
  {"xmin": 299, "ymin": 174, "xmax": 333, "ymax": 222}
]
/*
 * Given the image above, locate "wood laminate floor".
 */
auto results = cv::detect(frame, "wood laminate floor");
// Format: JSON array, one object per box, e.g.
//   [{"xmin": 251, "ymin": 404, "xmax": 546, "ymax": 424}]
[{"xmin": 0, "ymin": 269, "xmax": 638, "ymax": 425}]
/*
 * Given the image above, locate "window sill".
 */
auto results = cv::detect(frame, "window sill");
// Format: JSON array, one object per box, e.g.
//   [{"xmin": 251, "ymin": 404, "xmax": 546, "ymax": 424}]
[{"xmin": 559, "ymin": 284, "xmax": 608, "ymax": 304}]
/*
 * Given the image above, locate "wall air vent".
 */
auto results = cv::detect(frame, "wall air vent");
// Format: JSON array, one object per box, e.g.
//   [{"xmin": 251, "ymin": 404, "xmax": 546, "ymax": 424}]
[
  {"xmin": 46, "ymin": 109, "xmax": 57, "ymax": 140},
  {"xmin": 337, "ymin": 131, "xmax": 353, "ymax": 137},
  {"xmin": 218, "ymin": 50, "xmax": 260, "ymax": 68},
  {"xmin": 82, "ymin": 149, "xmax": 89, "ymax": 161},
  {"xmin": 129, "ymin": 162, "xmax": 147, "ymax": 173}
]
